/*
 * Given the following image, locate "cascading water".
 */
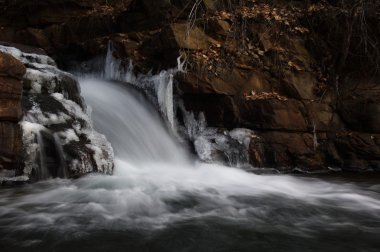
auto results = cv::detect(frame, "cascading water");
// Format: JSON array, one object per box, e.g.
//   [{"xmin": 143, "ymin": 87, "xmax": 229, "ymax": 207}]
[
  {"xmin": 0, "ymin": 53, "xmax": 380, "ymax": 251},
  {"xmin": 79, "ymin": 78, "xmax": 187, "ymax": 164},
  {"xmin": 102, "ymin": 42, "xmax": 181, "ymax": 130}
]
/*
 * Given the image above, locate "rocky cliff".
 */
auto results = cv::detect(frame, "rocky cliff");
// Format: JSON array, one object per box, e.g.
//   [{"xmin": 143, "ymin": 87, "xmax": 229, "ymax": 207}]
[{"xmin": 1, "ymin": 0, "xmax": 380, "ymax": 172}]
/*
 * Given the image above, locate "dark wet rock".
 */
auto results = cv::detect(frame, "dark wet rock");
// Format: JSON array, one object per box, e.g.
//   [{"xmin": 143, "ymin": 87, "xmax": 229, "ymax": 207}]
[
  {"xmin": 0, "ymin": 122, "xmax": 22, "ymax": 172},
  {"xmin": 339, "ymin": 93, "xmax": 380, "ymax": 133},
  {"xmin": 0, "ymin": 51, "xmax": 24, "ymax": 176}
]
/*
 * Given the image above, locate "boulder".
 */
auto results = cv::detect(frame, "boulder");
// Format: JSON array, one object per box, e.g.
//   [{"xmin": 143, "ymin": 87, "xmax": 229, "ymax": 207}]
[
  {"xmin": 0, "ymin": 122, "xmax": 22, "ymax": 172},
  {"xmin": 0, "ymin": 51, "xmax": 26, "ymax": 79},
  {"xmin": 0, "ymin": 52, "xmax": 24, "ymax": 174}
]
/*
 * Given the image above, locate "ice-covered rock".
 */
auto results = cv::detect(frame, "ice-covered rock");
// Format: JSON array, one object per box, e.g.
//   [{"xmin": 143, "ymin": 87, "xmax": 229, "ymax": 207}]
[
  {"xmin": 180, "ymin": 107, "xmax": 256, "ymax": 168},
  {"xmin": 0, "ymin": 45, "xmax": 114, "ymax": 181}
]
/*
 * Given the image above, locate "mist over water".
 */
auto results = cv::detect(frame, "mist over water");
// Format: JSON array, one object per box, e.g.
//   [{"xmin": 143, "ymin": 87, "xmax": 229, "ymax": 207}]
[{"xmin": 1, "ymin": 77, "xmax": 380, "ymax": 251}]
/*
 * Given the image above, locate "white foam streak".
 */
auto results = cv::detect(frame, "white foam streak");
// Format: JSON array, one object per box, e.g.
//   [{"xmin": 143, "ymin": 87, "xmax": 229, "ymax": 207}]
[{"xmin": 1, "ymin": 159, "xmax": 379, "ymax": 232}]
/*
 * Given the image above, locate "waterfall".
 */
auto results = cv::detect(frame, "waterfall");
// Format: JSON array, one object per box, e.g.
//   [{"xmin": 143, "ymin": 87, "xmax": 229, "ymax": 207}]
[
  {"xmin": 79, "ymin": 78, "xmax": 188, "ymax": 165},
  {"xmin": 157, "ymin": 72, "xmax": 175, "ymax": 129},
  {"xmin": 102, "ymin": 42, "xmax": 183, "ymax": 130}
]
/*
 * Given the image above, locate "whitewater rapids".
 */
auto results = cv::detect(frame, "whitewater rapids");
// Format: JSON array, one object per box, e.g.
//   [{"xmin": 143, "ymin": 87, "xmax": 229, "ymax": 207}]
[{"xmin": 0, "ymin": 77, "xmax": 379, "ymax": 251}]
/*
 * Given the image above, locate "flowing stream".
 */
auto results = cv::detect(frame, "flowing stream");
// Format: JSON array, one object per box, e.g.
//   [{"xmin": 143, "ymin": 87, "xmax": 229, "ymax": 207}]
[{"xmin": 0, "ymin": 76, "xmax": 380, "ymax": 251}]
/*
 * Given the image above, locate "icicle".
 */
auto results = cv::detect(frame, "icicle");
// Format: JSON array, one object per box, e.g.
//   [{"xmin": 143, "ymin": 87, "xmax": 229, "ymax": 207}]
[
  {"xmin": 165, "ymin": 74, "xmax": 175, "ymax": 129},
  {"xmin": 53, "ymin": 133, "xmax": 67, "ymax": 178},
  {"xmin": 177, "ymin": 55, "xmax": 186, "ymax": 73},
  {"xmin": 124, "ymin": 59, "xmax": 136, "ymax": 83},
  {"xmin": 36, "ymin": 131, "xmax": 49, "ymax": 179},
  {"xmin": 157, "ymin": 73, "xmax": 175, "ymax": 129},
  {"xmin": 104, "ymin": 41, "xmax": 122, "ymax": 80},
  {"xmin": 313, "ymin": 121, "xmax": 318, "ymax": 151}
]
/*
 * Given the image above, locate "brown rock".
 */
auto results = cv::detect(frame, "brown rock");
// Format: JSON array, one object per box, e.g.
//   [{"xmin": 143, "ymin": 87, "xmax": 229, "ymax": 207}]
[
  {"xmin": 333, "ymin": 133, "xmax": 380, "ymax": 171},
  {"xmin": 171, "ymin": 23, "xmax": 218, "ymax": 50},
  {"xmin": 306, "ymin": 102, "xmax": 343, "ymax": 132},
  {"xmin": 240, "ymin": 99, "xmax": 309, "ymax": 131},
  {"xmin": 206, "ymin": 19, "xmax": 230, "ymax": 37},
  {"xmin": 340, "ymin": 97, "xmax": 380, "ymax": 133},
  {"xmin": 0, "ymin": 51, "xmax": 26, "ymax": 79},
  {"xmin": 0, "ymin": 54, "xmax": 24, "ymax": 121},
  {"xmin": 182, "ymin": 94, "xmax": 310, "ymax": 132},
  {"xmin": 0, "ymin": 1, "xmax": 132, "ymax": 58},
  {"xmin": 0, "ymin": 76, "xmax": 22, "ymax": 99},
  {"xmin": 203, "ymin": 0, "xmax": 217, "ymax": 10},
  {"xmin": 283, "ymin": 71, "xmax": 318, "ymax": 100},
  {"xmin": 249, "ymin": 131, "xmax": 325, "ymax": 171},
  {"xmin": 0, "ymin": 99, "xmax": 22, "ymax": 122},
  {"xmin": 178, "ymin": 69, "xmax": 272, "ymax": 95},
  {"xmin": 0, "ymin": 52, "xmax": 24, "ymax": 173},
  {"xmin": 0, "ymin": 122, "xmax": 22, "ymax": 171},
  {"xmin": 248, "ymin": 130, "xmax": 380, "ymax": 172}
]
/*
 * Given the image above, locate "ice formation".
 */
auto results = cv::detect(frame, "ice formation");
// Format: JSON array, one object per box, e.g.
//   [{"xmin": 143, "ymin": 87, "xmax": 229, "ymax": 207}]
[
  {"xmin": 180, "ymin": 106, "xmax": 256, "ymax": 168},
  {"xmin": 0, "ymin": 45, "xmax": 114, "ymax": 180}
]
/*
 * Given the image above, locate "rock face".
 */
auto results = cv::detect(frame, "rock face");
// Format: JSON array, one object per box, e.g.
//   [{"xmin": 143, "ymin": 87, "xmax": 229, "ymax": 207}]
[
  {"xmin": 0, "ymin": 45, "xmax": 114, "ymax": 183},
  {"xmin": 1, "ymin": 0, "xmax": 380, "ymax": 172},
  {"xmin": 0, "ymin": 51, "xmax": 25, "ymax": 178},
  {"xmin": 0, "ymin": 0, "xmax": 132, "ymax": 62}
]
